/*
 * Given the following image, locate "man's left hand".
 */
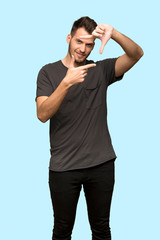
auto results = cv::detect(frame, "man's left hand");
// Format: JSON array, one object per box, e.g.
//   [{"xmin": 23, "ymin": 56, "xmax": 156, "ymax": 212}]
[{"xmin": 80, "ymin": 24, "xmax": 114, "ymax": 54}]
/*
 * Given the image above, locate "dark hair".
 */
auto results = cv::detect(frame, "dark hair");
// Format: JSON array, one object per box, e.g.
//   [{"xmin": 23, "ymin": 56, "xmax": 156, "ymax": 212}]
[{"xmin": 71, "ymin": 16, "xmax": 97, "ymax": 36}]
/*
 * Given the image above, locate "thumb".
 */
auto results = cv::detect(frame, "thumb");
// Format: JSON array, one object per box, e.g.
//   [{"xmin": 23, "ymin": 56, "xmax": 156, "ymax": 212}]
[
  {"xmin": 69, "ymin": 55, "xmax": 75, "ymax": 68},
  {"xmin": 99, "ymin": 36, "xmax": 110, "ymax": 54},
  {"xmin": 99, "ymin": 42, "xmax": 105, "ymax": 54}
]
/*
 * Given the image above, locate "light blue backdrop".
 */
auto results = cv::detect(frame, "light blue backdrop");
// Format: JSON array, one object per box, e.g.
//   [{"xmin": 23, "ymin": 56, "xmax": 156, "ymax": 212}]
[{"xmin": 1, "ymin": 0, "xmax": 159, "ymax": 239}]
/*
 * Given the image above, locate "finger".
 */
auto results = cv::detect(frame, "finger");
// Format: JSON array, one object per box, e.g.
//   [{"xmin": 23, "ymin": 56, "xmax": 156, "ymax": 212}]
[
  {"xmin": 99, "ymin": 35, "xmax": 111, "ymax": 54},
  {"xmin": 79, "ymin": 35, "xmax": 95, "ymax": 39},
  {"xmin": 99, "ymin": 44, "xmax": 105, "ymax": 54},
  {"xmin": 95, "ymin": 27, "xmax": 104, "ymax": 34},
  {"xmin": 99, "ymin": 39, "xmax": 109, "ymax": 54},
  {"xmin": 69, "ymin": 55, "xmax": 75, "ymax": 68},
  {"xmin": 83, "ymin": 70, "xmax": 88, "ymax": 75},
  {"xmin": 80, "ymin": 72, "xmax": 88, "ymax": 82},
  {"xmin": 98, "ymin": 24, "xmax": 105, "ymax": 30},
  {"xmin": 82, "ymin": 69, "xmax": 88, "ymax": 74},
  {"xmin": 92, "ymin": 32, "xmax": 103, "ymax": 38},
  {"xmin": 81, "ymin": 63, "xmax": 96, "ymax": 70},
  {"xmin": 83, "ymin": 72, "xmax": 88, "ymax": 77}
]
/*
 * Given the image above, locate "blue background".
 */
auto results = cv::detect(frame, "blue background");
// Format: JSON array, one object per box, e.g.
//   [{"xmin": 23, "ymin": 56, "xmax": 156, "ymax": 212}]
[{"xmin": 1, "ymin": 0, "xmax": 159, "ymax": 239}]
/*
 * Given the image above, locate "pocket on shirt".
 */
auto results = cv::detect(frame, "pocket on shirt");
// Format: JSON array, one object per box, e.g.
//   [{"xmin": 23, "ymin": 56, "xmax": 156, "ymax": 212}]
[{"xmin": 84, "ymin": 84, "xmax": 102, "ymax": 109}]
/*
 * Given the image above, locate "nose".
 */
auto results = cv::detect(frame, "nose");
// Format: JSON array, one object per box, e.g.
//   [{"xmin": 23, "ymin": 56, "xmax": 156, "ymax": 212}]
[{"xmin": 80, "ymin": 44, "xmax": 86, "ymax": 53}]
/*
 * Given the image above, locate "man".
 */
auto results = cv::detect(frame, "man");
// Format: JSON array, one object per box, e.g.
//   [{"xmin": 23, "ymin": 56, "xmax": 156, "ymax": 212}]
[{"xmin": 36, "ymin": 16, "xmax": 143, "ymax": 240}]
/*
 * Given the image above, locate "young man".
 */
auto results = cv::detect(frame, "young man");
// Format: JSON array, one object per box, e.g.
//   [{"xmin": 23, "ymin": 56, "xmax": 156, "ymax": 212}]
[{"xmin": 36, "ymin": 16, "xmax": 143, "ymax": 240}]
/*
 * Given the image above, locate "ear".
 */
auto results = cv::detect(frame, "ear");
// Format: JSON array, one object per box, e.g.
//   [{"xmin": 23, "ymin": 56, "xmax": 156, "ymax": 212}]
[{"xmin": 66, "ymin": 34, "xmax": 71, "ymax": 44}]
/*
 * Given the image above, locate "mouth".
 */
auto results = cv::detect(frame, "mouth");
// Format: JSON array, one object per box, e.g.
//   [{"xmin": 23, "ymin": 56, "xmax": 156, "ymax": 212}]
[{"xmin": 76, "ymin": 52, "xmax": 85, "ymax": 58}]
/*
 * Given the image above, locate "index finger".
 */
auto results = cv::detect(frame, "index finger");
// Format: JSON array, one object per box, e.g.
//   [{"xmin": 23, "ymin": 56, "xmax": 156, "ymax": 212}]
[
  {"xmin": 79, "ymin": 63, "xmax": 96, "ymax": 70},
  {"xmin": 79, "ymin": 35, "xmax": 95, "ymax": 39}
]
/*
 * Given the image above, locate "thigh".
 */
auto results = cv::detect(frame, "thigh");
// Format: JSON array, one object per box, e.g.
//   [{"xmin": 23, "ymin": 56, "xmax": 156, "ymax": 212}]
[
  {"xmin": 49, "ymin": 170, "xmax": 82, "ymax": 228},
  {"xmin": 83, "ymin": 160, "xmax": 115, "ymax": 225}
]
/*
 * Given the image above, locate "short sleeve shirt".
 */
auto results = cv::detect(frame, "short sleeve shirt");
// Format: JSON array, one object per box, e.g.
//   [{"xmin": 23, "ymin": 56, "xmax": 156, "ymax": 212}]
[{"xmin": 36, "ymin": 58, "xmax": 124, "ymax": 171}]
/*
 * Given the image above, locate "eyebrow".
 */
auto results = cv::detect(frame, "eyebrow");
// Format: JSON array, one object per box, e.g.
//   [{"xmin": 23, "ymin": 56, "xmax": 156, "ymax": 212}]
[
  {"xmin": 76, "ymin": 38, "xmax": 94, "ymax": 45},
  {"xmin": 76, "ymin": 38, "xmax": 83, "ymax": 42}
]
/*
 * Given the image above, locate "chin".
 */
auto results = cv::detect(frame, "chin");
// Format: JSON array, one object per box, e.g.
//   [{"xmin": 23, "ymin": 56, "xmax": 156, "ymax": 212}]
[
  {"xmin": 75, "ymin": 59, "xmax": 83, "ymax": 63},
  {"xmin": 75, "ymin": 57, "xmax": 86, "ymax": 64}
]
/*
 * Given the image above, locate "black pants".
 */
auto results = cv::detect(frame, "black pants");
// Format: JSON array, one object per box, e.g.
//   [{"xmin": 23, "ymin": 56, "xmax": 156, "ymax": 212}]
[{"xmin": 49, "ymin": 159, "xmax": 115, "ymax": 240}]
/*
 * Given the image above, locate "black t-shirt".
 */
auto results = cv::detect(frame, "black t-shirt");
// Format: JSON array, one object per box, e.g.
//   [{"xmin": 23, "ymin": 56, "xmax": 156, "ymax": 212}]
[{"xmin": 36, "ymin": 58, "xmax": 124, "ymax": 171}]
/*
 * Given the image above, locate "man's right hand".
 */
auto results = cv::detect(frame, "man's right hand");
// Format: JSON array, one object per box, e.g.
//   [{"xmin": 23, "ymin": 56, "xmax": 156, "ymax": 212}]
[
  {"xmin": 37, "ymin": 56, "xmax": 96, "ymax": 123},
  {"xmin": 64, "ymin": 55, "xmax": 96, "ymax": 87}
]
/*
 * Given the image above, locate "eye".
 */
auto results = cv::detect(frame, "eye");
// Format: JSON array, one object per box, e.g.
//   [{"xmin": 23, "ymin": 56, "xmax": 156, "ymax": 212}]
[
  {"xmin": 86, "ymin": 44, "xmax": 93, "ymax": 47},
  {"xmin": 76, "ymin": 39, "xmax": 82, "ymax": 43}
]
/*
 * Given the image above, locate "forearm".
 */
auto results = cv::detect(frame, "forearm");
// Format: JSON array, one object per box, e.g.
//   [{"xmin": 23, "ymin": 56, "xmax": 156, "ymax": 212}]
[
  {"xmin": 37, "ymin": 78, "xmax": 71, "ymax": 123},
  {"xmin": 37, "ymin": 57, "xmax": 96, "ymax": 123},
  {"xmin": 111, "ymin": 29, "xmax": 144, "ymax": 60}
]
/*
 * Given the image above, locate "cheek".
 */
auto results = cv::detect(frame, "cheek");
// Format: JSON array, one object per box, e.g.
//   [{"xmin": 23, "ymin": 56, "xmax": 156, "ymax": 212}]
[
  {"xmin": 86, "ymin": 47, "xmax": 93, "ymax": 54},
  {"xmin": 70, "ymin": 42, "xmax": 79, "ymax": 52}
]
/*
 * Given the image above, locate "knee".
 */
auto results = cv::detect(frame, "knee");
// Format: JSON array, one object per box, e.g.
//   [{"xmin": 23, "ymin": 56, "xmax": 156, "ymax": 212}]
[
  {"xmin": 91, "ymin": 220, "xmax": 111, "ymax": 240},
  {"xmin": 52, "ymin": 221, "xmax": 73, "ymax": 240},
  {"xmin": 53, "ymin": 231, "xmax": 71, "ymax": 240}
]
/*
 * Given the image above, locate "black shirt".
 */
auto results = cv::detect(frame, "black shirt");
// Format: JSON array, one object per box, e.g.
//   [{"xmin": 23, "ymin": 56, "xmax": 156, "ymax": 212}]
[{"xmin": 36, "ymin": 58, "xmax": 124, "ymax": 171}]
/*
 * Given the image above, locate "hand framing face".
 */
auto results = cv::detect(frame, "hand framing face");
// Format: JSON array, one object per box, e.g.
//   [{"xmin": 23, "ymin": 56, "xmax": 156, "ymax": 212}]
[{"xmin": 80, "ymin": 24, "xmax": 114, "ymax": 54}]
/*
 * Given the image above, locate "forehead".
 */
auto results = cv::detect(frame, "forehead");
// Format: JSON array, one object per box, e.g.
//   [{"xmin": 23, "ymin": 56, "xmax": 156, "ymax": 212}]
[{"xmin": 73, "ymin": 27, "xmax": 95, "ymax": 44}]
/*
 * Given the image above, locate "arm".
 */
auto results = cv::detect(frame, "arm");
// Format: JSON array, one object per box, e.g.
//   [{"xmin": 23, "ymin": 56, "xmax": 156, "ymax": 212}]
[
  {"xmin": 36, "ymin": 56, "xmax": 96, "ymax": 123},
  {"xmin": 80, "ymin": 24, "xmax": 144, "ymax": 77},
  {"xmin": 36, "ymin": 80, "xmax": 70, "ymax": 123},
  {"xmin": 111, "ymin": 29, "xmax": 144, "ymax": 77}
]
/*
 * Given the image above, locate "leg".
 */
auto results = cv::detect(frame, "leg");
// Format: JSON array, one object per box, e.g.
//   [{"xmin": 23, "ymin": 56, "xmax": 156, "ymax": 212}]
[
  {"xmin": 49, "ymin": 170, "xmax": 82, "ymax": 240},
  {"xmin": 83, "ymin": 160, "xmax": 115, "ymax": 240}
]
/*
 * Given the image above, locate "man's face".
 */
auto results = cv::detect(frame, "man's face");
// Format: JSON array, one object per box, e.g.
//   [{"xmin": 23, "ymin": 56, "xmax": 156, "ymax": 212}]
[{"xmin": 67, "ymin": 27, "xmax": 95, "ymax": 64}]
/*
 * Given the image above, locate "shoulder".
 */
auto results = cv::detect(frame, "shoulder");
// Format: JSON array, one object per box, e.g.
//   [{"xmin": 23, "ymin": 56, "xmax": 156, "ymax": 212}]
[
  {"xmin": 39, "ymin": 60, "xmax": 61, "ymax": 73},
  {"xmin": 96, "ymin": 58, "xmax": 118, "ymax": 66},
  {"xmin": 87, "ymin": 58, "xmax": 118, "ymax": 68},
  {"xmin": 37, "ymin": 60, "xmax": 61, "ymax": 85},
  {"xmin": 96, "ymin": 58, "xmax": 119, "ymax": 76}
]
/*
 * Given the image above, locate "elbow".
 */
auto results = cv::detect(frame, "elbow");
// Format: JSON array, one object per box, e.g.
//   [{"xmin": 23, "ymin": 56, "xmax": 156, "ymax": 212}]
[
  {"xmin": 139, "ymin": 47, "xmax": 144, "ymax": 58},
  {"xmin": 136, "ymin": 47, "xmax": 144, "ymax": 61},
  {"xmin": 37, "ymin": 112, "xmax": 48, "ymax": 123},
  {"xmin": 39, "ymin": 118, "xmax": 47, "ymax": 123}
]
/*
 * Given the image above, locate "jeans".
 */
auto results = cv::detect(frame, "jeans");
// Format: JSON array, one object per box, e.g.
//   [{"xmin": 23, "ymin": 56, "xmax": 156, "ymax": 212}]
[{"xmin": 49, "ymin": 159, "xmax": 115, "ymax": 240}]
